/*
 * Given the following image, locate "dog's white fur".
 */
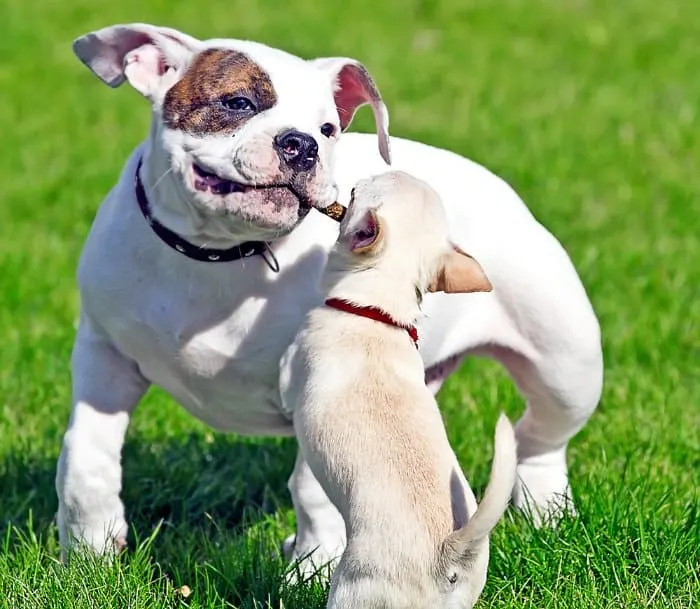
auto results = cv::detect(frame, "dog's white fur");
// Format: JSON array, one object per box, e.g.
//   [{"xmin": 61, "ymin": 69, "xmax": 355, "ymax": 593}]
[
  {"xmin": 280, "ymin": 171, "xmax": 518, "ymax": 608},
  {"xmin": 56, "ymin": 24, "xmax": 603, "ymax": 568}
]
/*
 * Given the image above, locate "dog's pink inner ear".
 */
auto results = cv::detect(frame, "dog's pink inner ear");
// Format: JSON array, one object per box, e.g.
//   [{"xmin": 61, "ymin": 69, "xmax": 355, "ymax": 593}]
[
  {"xmin": 124, "ymin": 44, "xmax": 168, "ymax": 90},
  {"xmin": 349, "ymin": 210, "xmax": 382, "ymax": 253},
  {"xmin": 310, "ymin": 57, "xmax": 391, "ymax": 164},
  {"xmin": 72, "ymin": 25, "xmax": 198, "ymax": 100},
  {"xmin": 332, "ymin": 64, "xmax": 377, "ymax": 131}
]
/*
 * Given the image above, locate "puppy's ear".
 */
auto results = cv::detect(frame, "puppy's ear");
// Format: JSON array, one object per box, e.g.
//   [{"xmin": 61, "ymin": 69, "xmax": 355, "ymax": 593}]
[
  {"xmin": 346, "ymin": 209, "xmax": 384, "ymax": 254},
  {"xmin": 429, "ymin": 245, "xmax": 492, "ymax": 294},
  {"xmin": 310, "ymin": 58, "xmax": 391, "ymax": 165},
  {"xmin": 72, "ymin": 23, "xmax": 200, "ymax": 102}
]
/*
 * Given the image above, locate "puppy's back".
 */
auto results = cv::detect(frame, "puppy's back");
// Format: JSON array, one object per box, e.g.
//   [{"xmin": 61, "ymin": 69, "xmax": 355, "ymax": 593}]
[{"xmin": 292, "ymin": 307, "xmax": 461, "ymax": 543}]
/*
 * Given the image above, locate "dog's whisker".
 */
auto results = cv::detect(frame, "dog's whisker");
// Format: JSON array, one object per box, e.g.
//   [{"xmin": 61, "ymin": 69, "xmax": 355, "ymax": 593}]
[{"xmin": 152, "ymin": 168, "xmax": 174, "ymax": 192}]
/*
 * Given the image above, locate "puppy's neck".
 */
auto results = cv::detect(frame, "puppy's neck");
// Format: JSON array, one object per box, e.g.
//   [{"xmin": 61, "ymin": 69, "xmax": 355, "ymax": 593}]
[
  {"xmin": 323, "ymin": 260, "xmax": 423, "ymax": 327},
  {"xmin": 138, "ymin": 130, "xmax": 270, "ymax": 249}
]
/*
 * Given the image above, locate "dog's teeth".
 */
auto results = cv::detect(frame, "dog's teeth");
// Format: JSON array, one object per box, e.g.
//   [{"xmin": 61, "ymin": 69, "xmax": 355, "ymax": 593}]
[{"xmin": 211, "ymin": 182, "xmax": 228, "ymax": 195}]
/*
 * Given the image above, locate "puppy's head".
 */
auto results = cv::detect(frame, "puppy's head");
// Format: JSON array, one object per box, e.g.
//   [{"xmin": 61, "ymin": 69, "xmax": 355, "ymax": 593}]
[
  {"xmin": 72, "ymin": 23, "xmax": 391, "ymax": 240},
  {"xmin": 333, "ymin": 170, "xmax": 492, "ymax": 296}
]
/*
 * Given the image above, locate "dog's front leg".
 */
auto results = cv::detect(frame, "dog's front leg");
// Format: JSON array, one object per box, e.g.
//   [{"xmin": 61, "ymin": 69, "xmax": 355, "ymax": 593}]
[
  {"xmin": 56, "ymin": 322, "xmax": 149, "ymax": 558},
  {"xmin": 284, "ymin": 450, "xmax": 346, "ymax": 581}
]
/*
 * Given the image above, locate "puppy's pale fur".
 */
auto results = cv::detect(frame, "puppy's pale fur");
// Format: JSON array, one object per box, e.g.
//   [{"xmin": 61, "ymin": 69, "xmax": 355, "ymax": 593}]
[{"xmin": 280, "ymin": 171, "xmax": 517, "ymax": 608}]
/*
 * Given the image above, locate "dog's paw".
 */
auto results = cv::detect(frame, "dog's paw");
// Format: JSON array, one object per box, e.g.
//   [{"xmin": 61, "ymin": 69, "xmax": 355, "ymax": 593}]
[
  {"xmin": 282, "ymin": 535, "xmax": 343, "ymax": 586},
  {"xmin": 513, "ymin": 457, "xmax": 575, "ymax": 527},
  {"xmin": 57, "ymin": 509, "xmax": 129, "ymax": 562},
  {"xmin": 284, "ymin": 551, "xmax": 337, "ymax": 586}
]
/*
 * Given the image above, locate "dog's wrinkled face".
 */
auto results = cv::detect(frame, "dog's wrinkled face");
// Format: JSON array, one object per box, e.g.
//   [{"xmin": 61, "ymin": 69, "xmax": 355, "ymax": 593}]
[
  {"xmin": 158, "ymin": 43, "xmax": 341, "ymax": 233},
  {"xmin": 72, "ymin": 23, "xmax": 391, "ymax": 239}
]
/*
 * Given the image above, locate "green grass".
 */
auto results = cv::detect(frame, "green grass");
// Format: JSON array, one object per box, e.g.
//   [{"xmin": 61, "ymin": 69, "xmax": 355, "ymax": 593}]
[{"xmin": 1, "ymin": 0, "xmax": 698, "ymax": 607}]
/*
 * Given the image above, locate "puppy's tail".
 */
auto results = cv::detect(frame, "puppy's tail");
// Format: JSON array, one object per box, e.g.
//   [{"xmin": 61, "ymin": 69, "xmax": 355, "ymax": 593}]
[{"xmin": 443, "ymin": 414, "xmax": 518, "ymax": 555}]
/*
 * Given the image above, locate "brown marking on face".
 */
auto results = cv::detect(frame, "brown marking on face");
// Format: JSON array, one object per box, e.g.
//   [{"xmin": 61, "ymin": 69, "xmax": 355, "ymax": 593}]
[{"xmin": 162, "ymin": 49, "xmax": 277, "ymax": 135}]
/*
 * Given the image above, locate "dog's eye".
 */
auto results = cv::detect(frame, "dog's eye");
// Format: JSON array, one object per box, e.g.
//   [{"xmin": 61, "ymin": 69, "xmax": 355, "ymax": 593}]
[
  {"xmin": 221, "ymin": 96, "xmax": 256, "ymax": 112},
  {"xmin": 320, "ymin": 123, "xmax": 336, "ymax": 138},
  {"xmin": 447, "ymin": 572, "xmax": 458, "ymax": 585}
]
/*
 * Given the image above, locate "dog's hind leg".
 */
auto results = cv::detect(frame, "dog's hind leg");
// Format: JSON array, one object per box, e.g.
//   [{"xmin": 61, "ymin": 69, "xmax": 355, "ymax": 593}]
[
  {"xmin": 481, "ymin": 340, "xmax": 602, "ymax": 526},
  {"xmin": 479, "ymin": 224, "xmax": 603, "ymax": 525},
  {"xmin": 426, "ymin": 221, "xmax": 603, "ymax": 525},
  {"xmin": 56, "ymin": 320, "xmax": 149, "ymax": 558}
]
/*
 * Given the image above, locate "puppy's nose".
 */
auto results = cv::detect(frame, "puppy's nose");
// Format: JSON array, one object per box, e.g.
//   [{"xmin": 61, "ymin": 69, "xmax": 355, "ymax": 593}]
[{"xmin": 274, "ymin": 129, "xmax": 319, "ymax": 172}]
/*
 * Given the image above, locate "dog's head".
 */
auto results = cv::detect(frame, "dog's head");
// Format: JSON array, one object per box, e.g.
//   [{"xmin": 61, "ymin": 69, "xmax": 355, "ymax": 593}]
[
  {"xmin": 332, "ymin": 170, "xmax": 492, "ymax": 297},
  {"xmin": 73, "ymin": 23, "xmax": 390, "ymax": 241}
]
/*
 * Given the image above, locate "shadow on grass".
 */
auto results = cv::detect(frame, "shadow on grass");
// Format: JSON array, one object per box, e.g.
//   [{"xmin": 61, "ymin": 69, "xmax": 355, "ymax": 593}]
[
  {"xmin": 1, "ymin": 429, "xmax": 314, "ymax": 606},
  {"xmin": 1, "ymin": 431, "xmax": 297, "ymax": 554}
]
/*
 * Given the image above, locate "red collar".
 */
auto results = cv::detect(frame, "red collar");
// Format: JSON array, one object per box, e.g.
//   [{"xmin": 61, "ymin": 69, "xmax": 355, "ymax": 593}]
[{"xmin": 325, "ymin": 298, "xmax": 419, "ymax": 347}]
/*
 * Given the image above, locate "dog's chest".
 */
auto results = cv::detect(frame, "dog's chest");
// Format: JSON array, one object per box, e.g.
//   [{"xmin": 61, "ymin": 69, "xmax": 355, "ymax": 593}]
[
  {"xmin": 88, "ymin": 239, "xmax": 329, "ymax": 433},
  {"xmin": 133, "ymin": 282, "xmax": 312, "ymax": 431},
  {"xmin": 175, "ymin": 297, "xmax": 267, "ymax": 380}
]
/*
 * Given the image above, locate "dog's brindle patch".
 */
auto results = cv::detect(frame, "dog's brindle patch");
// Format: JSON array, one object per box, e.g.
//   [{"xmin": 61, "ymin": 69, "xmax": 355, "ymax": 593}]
[{"xmin": 163, "ymin": 49, "xmax": 277, "ymax": 135}]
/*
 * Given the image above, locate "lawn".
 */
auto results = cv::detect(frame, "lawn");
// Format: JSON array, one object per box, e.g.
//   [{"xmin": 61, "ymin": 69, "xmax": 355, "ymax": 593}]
[{"xmin": 0, "ymin": 0, "xmax": 698, "ymax": 607}]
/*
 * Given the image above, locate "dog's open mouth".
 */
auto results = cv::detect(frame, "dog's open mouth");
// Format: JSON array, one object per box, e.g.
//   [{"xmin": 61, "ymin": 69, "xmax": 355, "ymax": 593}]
[
  {"xmin": 193, "ymin": 164, "xmax": 251, "ymax": 195},
  {"xmin": 191, "ymin": 164, "xmax": 312, "ymax": 215}
]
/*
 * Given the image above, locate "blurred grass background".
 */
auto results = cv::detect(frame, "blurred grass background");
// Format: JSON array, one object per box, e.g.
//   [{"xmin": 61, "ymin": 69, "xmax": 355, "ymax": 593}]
[{"xmin": 0, "ymin": 0, "xmax": 698, "ymax": 607}]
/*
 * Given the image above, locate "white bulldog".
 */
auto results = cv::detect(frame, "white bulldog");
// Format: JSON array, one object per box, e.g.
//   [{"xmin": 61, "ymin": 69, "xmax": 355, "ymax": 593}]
[{"xmin": 55, "ymin": 23, "xmax": 603, "ymax": 570}]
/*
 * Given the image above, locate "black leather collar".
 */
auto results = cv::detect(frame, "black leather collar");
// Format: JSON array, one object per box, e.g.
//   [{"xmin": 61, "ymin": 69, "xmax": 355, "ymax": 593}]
[{"xmin": 135, "ymin": 158, "xmax": 279, "ymax": 271}]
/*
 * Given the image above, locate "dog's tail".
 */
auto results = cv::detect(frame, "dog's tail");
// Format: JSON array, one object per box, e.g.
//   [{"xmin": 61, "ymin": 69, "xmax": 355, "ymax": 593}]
[{"xmin": 442, "ymin": 413, "xmax": 518, "ymax": 556}]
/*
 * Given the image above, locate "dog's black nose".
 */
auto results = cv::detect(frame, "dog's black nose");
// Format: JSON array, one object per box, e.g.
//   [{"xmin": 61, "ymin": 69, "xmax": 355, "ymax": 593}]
[{"xmin": 274, "ymin": 129, "xmax": 319, "ymax": 172}]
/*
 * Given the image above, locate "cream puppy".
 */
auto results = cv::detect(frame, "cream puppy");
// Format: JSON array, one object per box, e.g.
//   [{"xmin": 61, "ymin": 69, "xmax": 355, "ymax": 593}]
[{"xmin": 279, "ymin": 171, "xmax": 517, "ymax": 608}]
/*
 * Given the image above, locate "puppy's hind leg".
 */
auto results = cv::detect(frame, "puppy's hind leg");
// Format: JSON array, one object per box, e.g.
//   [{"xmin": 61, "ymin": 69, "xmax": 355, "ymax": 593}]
[
  {"xmin": 284, "ymin": 450, "xmax": 346, "ymax": 582},
  {"xmin": 56, "ymin": 320, "xmax": 149, "ymax": 558}
]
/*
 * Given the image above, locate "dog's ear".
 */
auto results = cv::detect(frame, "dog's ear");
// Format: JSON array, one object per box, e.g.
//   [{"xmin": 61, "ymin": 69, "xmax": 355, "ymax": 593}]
[
  {"xmin": 429, "ymin": 245, "xmax": 492, "ymax": 294},
  {"xmin": 346, "ymin": 209, "xmax": 384, "ymax": 254},
  {"xmin": 311, "ymin": 58, "xmax": 391, "ymax": 165},
  {"xmin": 72, "ymin": 23, "xmax": 200, "ymax": 102}
]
